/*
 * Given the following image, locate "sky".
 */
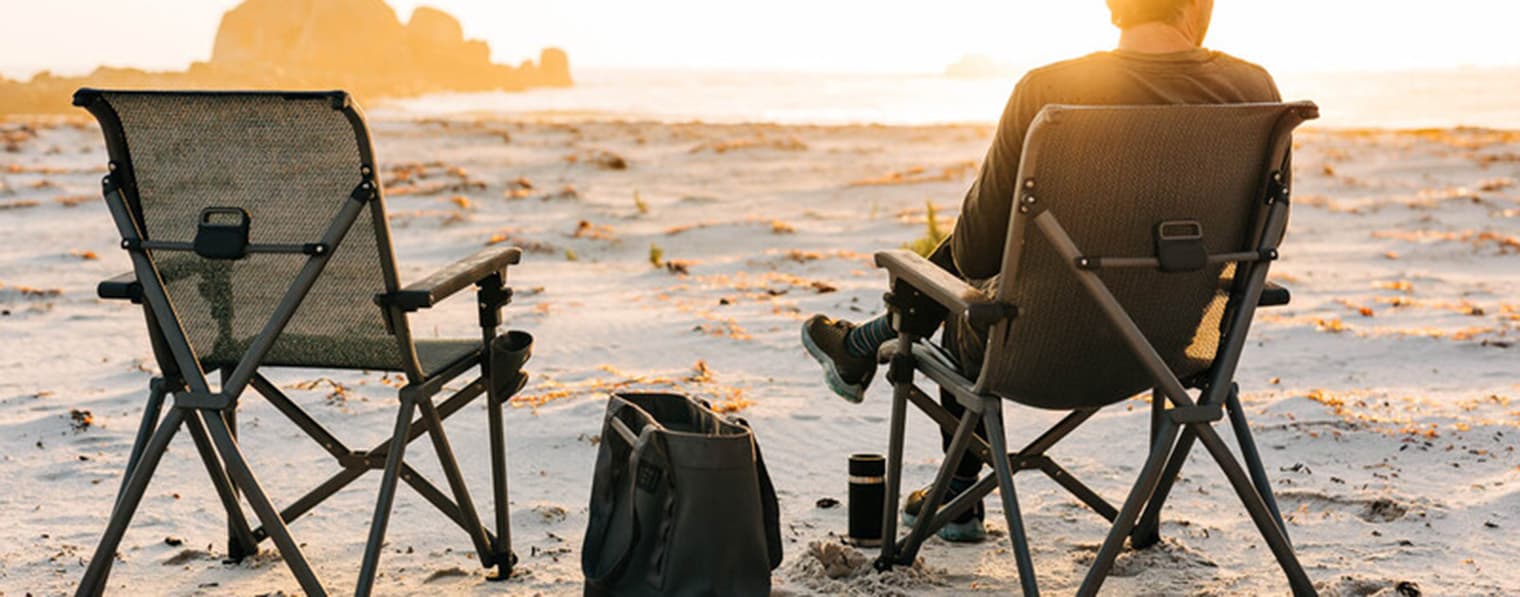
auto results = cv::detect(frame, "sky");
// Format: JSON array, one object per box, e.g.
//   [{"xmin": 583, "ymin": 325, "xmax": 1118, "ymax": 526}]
[{"xmin": 1, "ymin": 0, "xmax": 1517, "ymax": 79}]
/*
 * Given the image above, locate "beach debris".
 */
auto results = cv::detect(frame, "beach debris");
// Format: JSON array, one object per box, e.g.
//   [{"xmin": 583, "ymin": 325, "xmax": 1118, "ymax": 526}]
[
  {"xmin": 769, "ymin": 219, "xmax": 795, "ymax": 234},
  {"xmin": 423, "ymin": 567, "xmax": 471, "ymax": 583},
  {"xmin": 534, "ymin": 503, "xmax": 569, "ymax": 523},
  {"xmin": 689, "ymin": 134, "xmax": 807, "ymax": 154},
  {"xmin": 504, "ymin": 176, "xmax": 535, "ymax": 199},
  {"xmin": 9, "ymin": 285, "xmax": 62, "ymax": 298},
  {"xmin": 1372, "ymin": 229, "xmax": 1520, "ymax": 254},
  {"xmin": 384, "ymin": 161, "xmax": 485, "ymax": 196},
  {"xmin": 572, "ymin": 219, "xmax": 616, "ymax": 241},
  {"xmin": 688, "ymin": 360, "xmax": 712, "ymax": 383},
  {"xmin": 1363, "ymin": 498, "xmax": 1407, "ymax": 522},
  {"xmin": 665, "ymin": 260, "xmax": 693, "ymax": 275},
  {"xmin": 648, "ymin": 244, "xmax": 664, "ymax": 268},
  {"xmin": 541, "ymin": 184, "xmax": 580, "ymax": 201},
  {"xmin": 1335, "ymin": 299, "xmax": 1375, "ymax": 317},
  {"xmin": 849, "ymin": 160, "xmax": 976, "ymax": 187},
  {"xmin": 69, "ymin": 409, "xmax": 93, "ymax": 432},
  {"xmin": 815, "ymin": 497, "xmax": 840, "ymax": 509},
  {"xmin": 54, "ymin": 194, "xmax": 91, "ymax": 207},
  {"xmin": 0, "ymin": 199, "xmax": 39, "ymax": 210},
  {"xmin": 163, "ymin": 536, "xmax": 184, "ymax": 547},
  {"xmin": 286, "ymin": 377, "xmax": 351, "ymax": 405},
  {"xmin": 564, "ymin": 148, "xmax": 629, "ymax": 170}
]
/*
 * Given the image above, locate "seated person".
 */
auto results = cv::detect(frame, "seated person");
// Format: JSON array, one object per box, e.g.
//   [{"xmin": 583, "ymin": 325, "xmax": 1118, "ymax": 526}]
[{"xmin": 801, "ymin": 0, "xmax": 1282, "ymax": 542}]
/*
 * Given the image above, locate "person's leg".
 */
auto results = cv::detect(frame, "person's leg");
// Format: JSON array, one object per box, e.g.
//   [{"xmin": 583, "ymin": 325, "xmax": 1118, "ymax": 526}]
[
  {"xmin": 902, "ymin": 275, "xmax": 996, "ymax": 541},
  {"xmin": 844, "ymin": 313, "xmax": 895, "ymax": 358}
]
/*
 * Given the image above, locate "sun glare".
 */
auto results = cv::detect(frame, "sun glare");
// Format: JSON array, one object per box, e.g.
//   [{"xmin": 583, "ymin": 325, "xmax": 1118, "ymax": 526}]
[{"xmin": 4, "ymin": 0, "xmax": 1519, "ymax": 79}]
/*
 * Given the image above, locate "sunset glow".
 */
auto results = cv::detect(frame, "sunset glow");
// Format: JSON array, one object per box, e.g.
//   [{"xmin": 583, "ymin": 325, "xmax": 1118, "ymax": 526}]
[{"xmin": 3, "ymin": 0, "xmax": 1518, "ymax": 78}]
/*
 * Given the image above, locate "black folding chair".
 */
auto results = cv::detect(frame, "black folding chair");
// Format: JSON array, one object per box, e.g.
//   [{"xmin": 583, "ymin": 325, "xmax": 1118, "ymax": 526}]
[
  {"xmin": 871, "ymin": 102, "xmax": 1320, "ymax": 595},
  {"xmin": 73, "ymin": 89, "xmax": 532, "ymax": 596}
]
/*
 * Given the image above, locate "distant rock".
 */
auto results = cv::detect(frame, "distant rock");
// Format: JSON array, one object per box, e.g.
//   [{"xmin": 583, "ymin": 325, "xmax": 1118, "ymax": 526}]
[
  {"xmin": 944, "ymin": 54, "xmax": 1021, "ymax": 79},
  {"xmin": 0, "ymin": 0, "xmax": 572, "ymax": 115}
]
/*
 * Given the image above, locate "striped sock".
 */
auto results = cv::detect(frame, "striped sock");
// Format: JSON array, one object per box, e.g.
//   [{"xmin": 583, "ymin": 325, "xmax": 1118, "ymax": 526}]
[{"xmin": 844, "ymin": 314, "xmax": 895, "ymax": 359}]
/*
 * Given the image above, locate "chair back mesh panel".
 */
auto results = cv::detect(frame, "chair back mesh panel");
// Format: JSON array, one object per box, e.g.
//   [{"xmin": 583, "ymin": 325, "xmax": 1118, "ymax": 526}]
[
  {"xmin": 980, "ymin": 103, "xmax": 1298, "ymax": 410},
  {"xmin": 102, "ymin": 92, "xmax": 403, "ymax": 371}
]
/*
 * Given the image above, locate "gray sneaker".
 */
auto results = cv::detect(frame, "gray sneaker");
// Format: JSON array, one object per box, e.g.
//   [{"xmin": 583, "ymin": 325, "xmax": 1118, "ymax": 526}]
[
  {"xmin": 901, "ymin": 482, "xmax": 987, "ymax": 543},
  {"xmin": 801, "ymin": 315, "xmax": 878, "ymax": 403}
]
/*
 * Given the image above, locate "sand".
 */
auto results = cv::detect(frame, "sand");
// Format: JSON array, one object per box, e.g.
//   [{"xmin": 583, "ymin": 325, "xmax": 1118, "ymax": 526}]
[{"xmin": 0, "ymin": 115, "xmax": 1516, "ymax": 595}]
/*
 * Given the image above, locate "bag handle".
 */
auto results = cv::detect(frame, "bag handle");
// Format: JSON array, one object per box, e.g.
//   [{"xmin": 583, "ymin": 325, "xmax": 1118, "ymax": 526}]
[{"xmin": 583, "ymin": 399, "xmax": 665, "ymax": 585}]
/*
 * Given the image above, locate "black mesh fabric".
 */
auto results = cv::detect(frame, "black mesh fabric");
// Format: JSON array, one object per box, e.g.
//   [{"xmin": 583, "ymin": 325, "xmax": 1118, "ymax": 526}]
[
  {"xmin": 980, "ymin": 103, "xmax": 1296, "ymax": 409},
  {"xmin": 102, "ymin": 92, "xmax": 430, "ymax": 372}
]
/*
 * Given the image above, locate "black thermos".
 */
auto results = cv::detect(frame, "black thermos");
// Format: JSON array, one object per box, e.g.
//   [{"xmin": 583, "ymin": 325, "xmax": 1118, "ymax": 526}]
[{"xmin": 848, "ymin": 453, "xmax": 886, "ymax": 547}]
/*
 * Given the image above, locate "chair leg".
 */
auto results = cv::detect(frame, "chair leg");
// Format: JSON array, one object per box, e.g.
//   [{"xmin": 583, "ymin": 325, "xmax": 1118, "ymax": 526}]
[
  {"xmin": 895, "ymin": 406, "xmax": 979, "ymax": 564},
  {"xmin": 183, "ymin": 412, "xmax": 259, "ymax": 559},
  {"xmin": 1077, "ymin": 418, "xmax": 1181, "ymax": 597},
  {"xmin": 484, "ymin": 374, "xmax": 515, "ymax": 578},
  {"xmin": 1225, "ymin": 389, "xmax": 1289, "ymax": 542},
  {"xmin": 875, "ymin": 335, "xmax": 915, "ymax": 570},
  {"xmin": 77, "ymin": 408, "xmax": 186, "ymax": 597},
  {"xmin": 1193, "ymin": 425, "xmax": 1314, "ymax": 595},
  {"xmin": 93, "ymin": 378, "xmax": 174, "ymax": 592},
  {"xmin": 200, "ymin": 410, "xmax": 326, "ymax": 596},
  {"xmin": 1129, "ymin": 423, "xmax": 1192, "ymax": 549},
  {"xmin": 114, "ymin": 378, "xmax": 169, "ymax": 508},
  {"xmin": 223, "ymin": 397, "xmax": 254, "ymax": 560},
  {"xmin": 415, "ymin": 395, "xmax": 495, "ymax": 563},
  {"xmin": 983, "ymin": 398, "xmax": 1039, "ymax": 596},
  {"xmin": 356, "ymin": 391, "xmax": 418, "ymax": 597}
]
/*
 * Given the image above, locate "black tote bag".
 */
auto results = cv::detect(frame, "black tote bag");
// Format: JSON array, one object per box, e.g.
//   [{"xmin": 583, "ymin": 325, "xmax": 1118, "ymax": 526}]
[{"xmin": 582, "ymin": 393, "xmax": 782, "ymax": 596}]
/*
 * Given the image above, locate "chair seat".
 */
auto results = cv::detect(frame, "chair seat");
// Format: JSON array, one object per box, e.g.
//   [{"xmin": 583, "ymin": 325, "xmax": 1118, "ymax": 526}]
[{"xmin": 204, "ymin": 337, "xmax": 481, "ymax": 379}]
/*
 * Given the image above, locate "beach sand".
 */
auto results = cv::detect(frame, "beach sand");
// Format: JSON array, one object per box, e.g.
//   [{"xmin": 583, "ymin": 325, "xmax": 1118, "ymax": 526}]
[{"xmin": 1, "ymin": 116, "xmax": 1516, "ymax": 595}]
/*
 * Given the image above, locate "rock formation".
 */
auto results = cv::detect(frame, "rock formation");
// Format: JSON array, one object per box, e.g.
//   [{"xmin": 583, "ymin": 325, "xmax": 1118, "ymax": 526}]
[{"xmin": 0, "ymin": 0, "xmax": 571, "ymax": 115}]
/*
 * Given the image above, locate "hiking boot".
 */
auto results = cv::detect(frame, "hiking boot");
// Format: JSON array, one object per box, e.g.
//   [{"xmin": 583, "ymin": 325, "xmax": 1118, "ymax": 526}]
[
  {"xmin": 801, "ymin": 315, "xmax": 878, "ymax": 403},
  {"xmin": 900, "ymin": 479, "xmax": 986, "ymax": 543}
]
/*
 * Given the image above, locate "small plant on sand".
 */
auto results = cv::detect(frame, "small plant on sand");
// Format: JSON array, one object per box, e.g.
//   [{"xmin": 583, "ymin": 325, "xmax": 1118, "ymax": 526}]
[
  {"xmin": 565, "ymin": 248, "xmax": 579, "ymax": 262},
  {"xmin": 649, "ymin": 243, "xmax": 664, "ymax": 268},
  {"xmin": 633, "ymin": 190, "xmax": 650, "ymax": 215},
  {"xmin": 903, "ymin": 200, "xmax": 947, "ymax": 257}
]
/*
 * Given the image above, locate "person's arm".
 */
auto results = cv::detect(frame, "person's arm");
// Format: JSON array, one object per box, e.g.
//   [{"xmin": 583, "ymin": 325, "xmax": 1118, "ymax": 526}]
[{"xmin": 951, "ymin": 78, "xmax": 1036, "ymax": 280}]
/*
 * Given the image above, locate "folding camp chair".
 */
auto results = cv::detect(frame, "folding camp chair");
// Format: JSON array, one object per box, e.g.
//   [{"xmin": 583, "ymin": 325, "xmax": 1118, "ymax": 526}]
[
  {"xmin": 72, "ymin": 89, "xmax": 531, "ymax": 596},
  {"xmin": 871, "ymin": 102, "xmax": 1320, "ymax": 596}
]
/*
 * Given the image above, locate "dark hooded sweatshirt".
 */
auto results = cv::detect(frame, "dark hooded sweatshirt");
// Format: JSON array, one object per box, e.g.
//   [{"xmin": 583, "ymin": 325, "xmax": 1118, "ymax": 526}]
[{"xmin": 950, "ymin": 48, "xmax": 1282, "ymax": 279}]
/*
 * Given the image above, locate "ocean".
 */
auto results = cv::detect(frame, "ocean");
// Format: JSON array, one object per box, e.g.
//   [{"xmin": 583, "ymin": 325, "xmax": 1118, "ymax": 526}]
[{"xmin": 376, "ymin": 67, "xmax": 1520, "ymax": 130}]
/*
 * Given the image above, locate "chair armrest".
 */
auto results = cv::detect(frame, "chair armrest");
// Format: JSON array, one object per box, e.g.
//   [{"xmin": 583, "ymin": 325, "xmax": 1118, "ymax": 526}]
[
  {"xmin": 1259, "ymin": 281, "xmax": 1291, "ymax": 307},
  {"xmin": 382, "ymin": 246, "xmax": 522, "ymax": 311},
  {"xmin": 98, "ymin": 271, "xmax": 142, "ymax": 302},
  {"xmin": 874, "ymin": 249, "xmax": 993, "ymax": 315}
]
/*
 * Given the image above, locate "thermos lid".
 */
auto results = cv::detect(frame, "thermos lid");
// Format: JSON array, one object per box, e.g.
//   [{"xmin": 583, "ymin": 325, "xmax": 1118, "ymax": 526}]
[{"xmin": 849, "ymin": 453, "xmax": 885, "ymax": 477}]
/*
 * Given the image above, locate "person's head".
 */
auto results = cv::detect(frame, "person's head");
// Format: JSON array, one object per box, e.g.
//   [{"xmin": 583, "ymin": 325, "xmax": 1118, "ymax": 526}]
[{"xmin": 1106, "ymin": 0, "xmax": 1215, "ymax": 46}]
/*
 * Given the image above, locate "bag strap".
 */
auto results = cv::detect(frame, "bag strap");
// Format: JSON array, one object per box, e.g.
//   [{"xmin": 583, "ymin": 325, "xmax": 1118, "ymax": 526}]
[{"xmin": 583, "ymin": 399, "xmax": 664, "ymax": 585}]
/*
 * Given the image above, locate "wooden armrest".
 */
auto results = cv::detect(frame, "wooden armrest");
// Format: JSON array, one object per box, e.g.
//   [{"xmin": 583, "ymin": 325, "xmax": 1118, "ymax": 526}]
[
  {"xmin": 873, "ymin": 249, "xmax": 993, "ymax": 315},
  {"xmin": 381, "ymin": 246, "xmax": 522, "ymax": 311},
  {"xmin": 98, "ymin": 271, "xmax": 141, "ymax": 302}
]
